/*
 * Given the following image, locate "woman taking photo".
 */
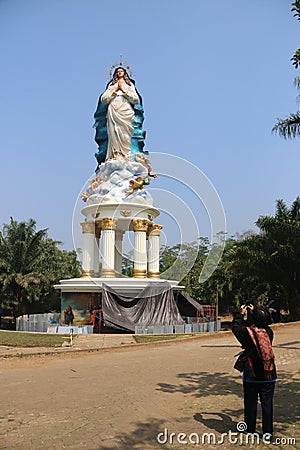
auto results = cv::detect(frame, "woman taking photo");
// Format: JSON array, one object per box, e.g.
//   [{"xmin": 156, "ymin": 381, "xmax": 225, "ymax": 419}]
[{"xmin": 232, "ymin": 304, "xmax": 277, "ymax": 437}]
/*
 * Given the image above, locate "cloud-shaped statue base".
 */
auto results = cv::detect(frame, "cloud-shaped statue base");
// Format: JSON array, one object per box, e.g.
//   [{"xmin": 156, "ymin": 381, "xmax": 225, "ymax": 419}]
[{"xmin": 81, "ymin": 157, "xmax": 154, "ymax": 206}]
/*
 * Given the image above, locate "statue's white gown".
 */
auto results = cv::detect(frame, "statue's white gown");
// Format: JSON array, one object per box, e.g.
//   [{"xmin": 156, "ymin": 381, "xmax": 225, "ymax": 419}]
[{"xmin": 101, "ymin": 82, "xmax": 139, "ymax": 160}]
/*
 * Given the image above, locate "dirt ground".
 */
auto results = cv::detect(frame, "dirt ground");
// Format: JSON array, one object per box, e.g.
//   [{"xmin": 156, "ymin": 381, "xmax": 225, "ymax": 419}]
[{"xmin": 0, "ymin": 323, "xmax": 299, "ymax": 450}]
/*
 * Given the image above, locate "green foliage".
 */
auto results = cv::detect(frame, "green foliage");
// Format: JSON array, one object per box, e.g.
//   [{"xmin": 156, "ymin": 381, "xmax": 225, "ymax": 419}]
[
  {"xmin": 159, "ymin": 198, "xmax": 300, "ymax": 320},
  {"xmin": 134, "ymin": 334, "xmax": 194, "ymax": 343},
  {"xmin": 291, "ymin": 49, "xmax": 300, "ymax": 69},
  {"xmin": 273, "ymin": 2, "xmax": 300, "ymax": 138},
  {"xmin": 0, "ymin": 330, "xmax": 68, "ymax": 347},
  {"xmin": 226, "ymin": 198, "xmax": 300, "ymax": 319},
  {"xmin": 122, "ymin": 252, "xmax": 133, "ymax": 277},
  {"xmin": 272, "ymin": 112, "xmax": 300, "ymax": 139},
  {"xmin": 0, "ymin": 218, "xmax": 81, "ymax": 317},
  {"xmin": 291, "ymin": 0, "xmax": 300, "ymax": 21},
  {"xmin": 160, "ymin": 241, "xmax": 203, "ymax": 285},
  {"xmin": 159, "ymin": 238, "xmax": 233, "ymax": 311}
]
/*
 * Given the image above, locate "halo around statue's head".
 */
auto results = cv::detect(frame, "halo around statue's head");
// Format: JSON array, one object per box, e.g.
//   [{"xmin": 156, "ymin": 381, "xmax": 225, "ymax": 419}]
[{"xmin": 109, "ymin": 55, "xmax": 133, "ymax": 78}]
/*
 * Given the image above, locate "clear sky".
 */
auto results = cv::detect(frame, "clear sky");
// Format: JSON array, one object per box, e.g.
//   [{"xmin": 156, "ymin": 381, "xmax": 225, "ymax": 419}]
[{"xmin": 1, "ymin": 0, "xmax": 299, "ymax": 251}]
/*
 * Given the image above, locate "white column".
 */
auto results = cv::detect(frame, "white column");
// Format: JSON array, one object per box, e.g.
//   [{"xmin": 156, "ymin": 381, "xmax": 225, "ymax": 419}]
[
  {"xmin": 100, "ymin": 218, "xmax": 117, "ymax": 278},
  {"xmin": 148, "ymin": 224, "xmax": 163, "ymax": 278},
  {"xmin": 132, "ymin": 219, "xmax": 148, "ymax": 278},
  {"xmin": 93, "ymin": 225, "xmax": 101, "ymax": 277},
  {"xmin": 80, "ymin": 221, "xmax": 95, "ymax": 277},
  {"xmin": 115, "ymin": 230, "xmax": 124, "ymax": 277}
]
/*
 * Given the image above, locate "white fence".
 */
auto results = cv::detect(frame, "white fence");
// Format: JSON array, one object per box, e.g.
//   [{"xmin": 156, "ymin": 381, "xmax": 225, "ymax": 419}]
[
  {"xmin": 16, "ymin": 313, "xmax": 61, "ymax": 333},
  {"xmin": 135, "ymin": 320, "xmax": 221, "ymax": 334}
]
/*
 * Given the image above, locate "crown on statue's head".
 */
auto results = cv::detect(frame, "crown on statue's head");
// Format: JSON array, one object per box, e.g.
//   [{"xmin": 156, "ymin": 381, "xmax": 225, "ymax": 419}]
[{"xmin": 109, "ymin": 55, "xmax": 133, "ymax": 78}]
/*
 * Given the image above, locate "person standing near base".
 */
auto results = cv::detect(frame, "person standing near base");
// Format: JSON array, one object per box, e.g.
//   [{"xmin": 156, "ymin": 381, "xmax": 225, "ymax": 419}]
[
  {"xmin": 232, "ymin": 304, "xmax": 277, "ymax": 436},
  {"xmin": 64, "ymin": 305, "xmax": 74, "ymax": 326}
]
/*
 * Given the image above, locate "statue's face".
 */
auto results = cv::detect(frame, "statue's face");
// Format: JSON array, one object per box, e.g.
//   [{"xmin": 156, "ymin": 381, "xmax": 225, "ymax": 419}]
[{"xmin": 116, "ymin": 68, "xmax": 125, "ymax": 78}]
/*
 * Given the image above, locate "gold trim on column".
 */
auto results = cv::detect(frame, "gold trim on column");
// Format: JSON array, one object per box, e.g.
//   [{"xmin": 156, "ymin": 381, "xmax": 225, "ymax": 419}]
[
  {"xmin": 100, "ymin": 217, "xmax": 118, "ymax": 230},
  {"xmin": 133, "ymin": 268, "xmax": 147, "ymax": 278},
  {"xmin": 132, "ymin": 218, "xmax": 148, "ymax": 232},
  {"xmin": 101, "ymin": 268, "xmax": 116, "ymax": 278},
  {"xmin": 148, "ymin": 223, "xmax": 163, "ymax": 236},
  {"xmin": 80, "ymin": 221, "xmax": 95, "ymax": 234},
  {"xmin": 147, "ymin": 271, "xmax": 160, "ymax": 279},
  {"xmin": 81, "ymin": 269, "xmax": 94, "ymax": 278}
]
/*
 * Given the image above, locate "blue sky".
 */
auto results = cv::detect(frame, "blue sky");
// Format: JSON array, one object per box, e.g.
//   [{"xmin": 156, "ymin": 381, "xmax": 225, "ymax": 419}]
[{"xmin": 1, "ymin": 0, "xmax": 299, "ymax": 251}]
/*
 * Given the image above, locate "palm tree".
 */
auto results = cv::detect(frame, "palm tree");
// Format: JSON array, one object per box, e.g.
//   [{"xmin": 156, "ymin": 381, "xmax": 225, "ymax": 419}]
[
  {"xmin": 272, "ymin": 112, "xmax": 300, "ymax": 139},
  {"xmin": 231, "ymin": 199, "xmax": 300, "ymax": 319},
  {"xmin": 273, "ymin": 2, "xmax": 300, "ymax": 139},
  {"xmin": 0, "ymin": 218, "xmax": 80, "ymax": 317},
  {"xmin": 0, "ymin": 218, "xmax": 52, "ymax": 316}
]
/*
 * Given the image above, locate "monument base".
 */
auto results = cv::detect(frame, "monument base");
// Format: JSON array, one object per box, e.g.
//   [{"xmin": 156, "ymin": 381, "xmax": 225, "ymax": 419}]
[
  {"xmin": 55, "ymin": 276, "xmax": 183, "ymax": 295},
  {"xmin": 54, "ymin": 277, "xmax": 185, "ymax": 330}
]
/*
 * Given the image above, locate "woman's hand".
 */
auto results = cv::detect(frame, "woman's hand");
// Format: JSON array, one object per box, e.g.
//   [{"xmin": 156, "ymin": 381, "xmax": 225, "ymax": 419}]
[
  {"xmin": 240, "ymin": 305, "xmax": 247, "ymax": 315},
  {"xmin": 240, "ymin": 303, "xmax": 254, "ymax": 315}
]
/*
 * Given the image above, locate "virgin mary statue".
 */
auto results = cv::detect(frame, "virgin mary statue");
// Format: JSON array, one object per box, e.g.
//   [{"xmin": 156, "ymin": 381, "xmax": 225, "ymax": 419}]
[{"xmin": 94, "ymin": 67, "xmax": 146, "ymax": 166}]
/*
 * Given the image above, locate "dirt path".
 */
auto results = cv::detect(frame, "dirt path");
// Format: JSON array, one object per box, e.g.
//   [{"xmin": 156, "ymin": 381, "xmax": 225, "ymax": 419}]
[{"xmin": 0, "ymin": 323, "xmax": 299, "ymax": 450}]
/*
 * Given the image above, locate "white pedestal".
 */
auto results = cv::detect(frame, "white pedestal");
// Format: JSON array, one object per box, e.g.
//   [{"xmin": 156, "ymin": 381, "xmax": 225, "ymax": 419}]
[{"xmin": 55, "ymin": 277, "xmax": 184, "ymax": 296}]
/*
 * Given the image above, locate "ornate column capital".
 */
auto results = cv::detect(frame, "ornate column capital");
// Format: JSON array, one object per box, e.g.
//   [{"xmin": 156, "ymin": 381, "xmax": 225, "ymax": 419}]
[
  {"xmin": 132, "ymin": 218, "xmax": 149, "ymax": 232},
  {"xmin": 148, "ymin": 223, "xmax": 163, "ymax": 236},
  {"xmin": 80, "ymin": 221, "xmax": 95, "ymax": 234},
  {"xmin": 100, "ymin": 217, "xmax": 118, "ymax": 230}
]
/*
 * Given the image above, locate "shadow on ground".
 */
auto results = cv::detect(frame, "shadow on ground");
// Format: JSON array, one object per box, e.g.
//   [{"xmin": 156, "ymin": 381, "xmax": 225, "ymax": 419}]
[
  {"xmin": 193, "ymin": 410, "xmax": 242, "ymax": 434},
  {"xmin": 274, "ymin": 371, "xmax": 300, "ymax": 434},
  {"xmin": 98, "ymin": 370, "xmax": 299, "ymax": 449},
  {"xmin": 97, "ymin": 418, "xmax": 172, "ymax": 450},
  {"xmin": 157, "ymin": 370, "xmax": 300, "ymax": 435},
  {"xmin": 157, "ymin": 370, "xmax": 242, "ymax": 397}
]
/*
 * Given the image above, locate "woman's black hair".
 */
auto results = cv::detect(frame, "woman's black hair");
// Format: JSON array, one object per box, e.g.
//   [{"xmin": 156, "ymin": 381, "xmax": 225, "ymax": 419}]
[{"xmin": 252, "ymin": 306, "xmax": 272, "ymax": 328}]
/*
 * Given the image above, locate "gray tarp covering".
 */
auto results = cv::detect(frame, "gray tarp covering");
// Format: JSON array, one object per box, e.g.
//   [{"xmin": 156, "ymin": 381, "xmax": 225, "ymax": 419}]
[
  {"xmin": 102, "ymin": 282, "xmax": 185, "ymax": 332},
  {"xmin": 174, "ymin": 291, "xmax": 204, "ymax": 316}
]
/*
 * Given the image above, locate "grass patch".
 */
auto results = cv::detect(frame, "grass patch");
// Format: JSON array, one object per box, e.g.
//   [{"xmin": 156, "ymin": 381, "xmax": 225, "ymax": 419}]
[
  {"xmin": 133, "ymin": 333, "xmax": 195, "ymax": 343},
  {"xmin": 0, "ymin": 330, "xmax": 69, "ymax": 347}
]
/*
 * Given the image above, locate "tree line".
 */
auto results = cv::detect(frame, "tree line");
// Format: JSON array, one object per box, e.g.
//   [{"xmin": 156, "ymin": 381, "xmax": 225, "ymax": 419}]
[
  {"xmin": 0, "ymin": 218, "xmax": 81, "ymax": 318},
  {"xmin": 159, "ymin": 198, "xmax": 300, "ymax": 321},
  {"xmin": 1, "ymin": 197, "xmax": 299, "ymax": 322}
]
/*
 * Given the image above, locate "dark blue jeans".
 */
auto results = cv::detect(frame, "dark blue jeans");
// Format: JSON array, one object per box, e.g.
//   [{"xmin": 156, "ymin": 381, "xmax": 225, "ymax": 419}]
[{"xmin": 243, "ymin": 381, "xmax": 275, "ymax": 435}]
